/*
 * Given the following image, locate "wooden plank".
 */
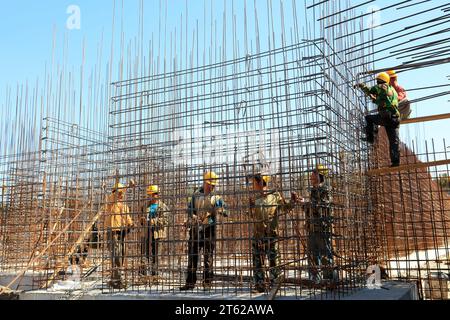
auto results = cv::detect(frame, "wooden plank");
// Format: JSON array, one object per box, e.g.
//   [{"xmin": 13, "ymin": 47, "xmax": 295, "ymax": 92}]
[
  {"xmin": 267, "ymin": 275, "xmax": 284, "ymax": 301},
  {"xmin": 367, "ymin": 159, "xmax": 450, "ymax": 176},
  {"xmin": 4, "ymin": 206, "xmax": 90, "ymax": 290},
  {"xmin": 41, "ymin": 209, "xmax": 105, "ymax": 288},
  {"xmin": 401, "ymin": 113, "xmax": 450, "ymax": 125}
]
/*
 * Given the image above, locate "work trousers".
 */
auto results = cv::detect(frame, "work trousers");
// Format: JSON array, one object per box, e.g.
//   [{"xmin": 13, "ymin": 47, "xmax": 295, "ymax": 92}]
[
  {"xmin": 185, "ymin": 225, "xmax": 216, "ymax": 285},
  {"xmin": 307, "ymin": 231, "xmax": 335, "ymax": 281},
  {"xmin": 365, "ymin": 111, "xmax": 400, "ymax": 166},
  {"xmin": 252, "ymin": 235, "xmax": 280, "ymax": 285},
  {"xmin": 108, "ymin": 229, "xmax": 127, "ymax": 282},
  {"xmin": 140, "ymin": 223, "xmax": 159, "ymax": 276},
  {"xmin": 306, "ymin": 207, "xmax": 336, "ymax": 282}
]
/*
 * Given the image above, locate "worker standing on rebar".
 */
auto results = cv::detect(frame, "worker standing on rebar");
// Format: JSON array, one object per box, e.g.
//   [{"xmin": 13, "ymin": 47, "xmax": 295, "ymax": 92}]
[
  {"xmin": 104, "ymin": 182, "xmax": 134, "ymax": 289},
  {"xmin": 180, "ymin": 171, "xmax": 228, "ymax": 291},
  {"xmin": 355, "ymin": 72, "xmax": 401, "ymax": 167},
  {"xmin": 139, "ymin": 185, "xmax": 170, "ymax": 283},
  {"xmin": 248, "ymin": 173, "xmax": 299, "ymax": 293},
  {"xmin": 304, "ymin": 164, "xmax": 337, "ymax": 285},
  {"xmin": 388, "ymin": 70, "xmax": 411, "ymax": 120}
]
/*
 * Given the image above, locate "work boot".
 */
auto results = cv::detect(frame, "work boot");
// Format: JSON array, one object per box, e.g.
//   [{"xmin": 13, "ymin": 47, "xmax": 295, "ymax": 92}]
[
  {"xmin": 362, "ymin": 136, "xmax": 375, "ymax": 144},
  {"xmin": 180, "ymin": 283, "xmax": 195, "ymax": 291},
  {"xmin": 150, "ymin": 275, "xmax": 160, "ymax": 285},
  {"xmin": 252, "ymin": 283, "xmax": 265, "ymax": 293},
  {"xmin": 270, "ymin": 275, "xmax": 284, "ymax": 288},
  {"xmin": 108, "ymin": 279, "xmax": 125, "ymax": 289},
  {"xmin": 202, "ymin": 281, "xmax": 212, "ymax": 291}
]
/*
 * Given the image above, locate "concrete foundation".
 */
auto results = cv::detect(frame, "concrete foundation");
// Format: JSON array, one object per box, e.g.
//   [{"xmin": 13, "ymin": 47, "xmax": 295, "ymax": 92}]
[{"xmin": 15, "ymin": 281, "xmax": 419, "ymax": 300}]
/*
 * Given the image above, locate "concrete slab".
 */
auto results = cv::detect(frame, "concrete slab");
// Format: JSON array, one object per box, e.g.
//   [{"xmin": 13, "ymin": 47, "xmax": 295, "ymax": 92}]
[
  {"xmin": 316, "ymin": 281, "xmax": 419, "ymax": 300},
  {"xmin": 18, "ymin": 281, "xmax": 418, "ymax": 300}
]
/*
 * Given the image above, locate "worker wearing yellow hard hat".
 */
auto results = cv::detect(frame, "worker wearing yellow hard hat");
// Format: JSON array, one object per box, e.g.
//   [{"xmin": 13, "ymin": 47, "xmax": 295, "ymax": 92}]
[
  {"xmin": 247, "ymin": 173, "xmax": 271, "ymax": 187},
  {"xmin": 248, "ymin": 172, "xmax": 300, "ymax": 293},
  {"xmin": 388, "ymin": 70, "xmax": 411, "ymax": 120},
  {"xmin": 305, "ymin": 163, "xmax": 337, "ymax": 283},
  {"xmin": 112, "ymin": 182, "xmax": 126, "ymax": 193},
  {"xmin": 139, "ymin": 184, "xmax": 170, "ymax": 281},
  {"xmin": 203, "ymin": 171, "xmax": 219, "ymax": 186},
  {"xmin": 314, "ymin": 164, "xmax": 329, "ymax": 177},
  {"xmin": 375, "ymin": 72, "xmax": 391, "ymax": 84},
  {"xmin": 180, "ymin": 171, "xmax": 228, "ymax": 291},
  {"xmin": 146, "ymin": 185, "xmax": 159, "ymax": 195},
  {"xmin": 105, "ymin": 181, "xmax": 134, "ymax": 289},
  {"xmin": 355, "ymin": 72, "xmax": 401, "ymax": 167}
]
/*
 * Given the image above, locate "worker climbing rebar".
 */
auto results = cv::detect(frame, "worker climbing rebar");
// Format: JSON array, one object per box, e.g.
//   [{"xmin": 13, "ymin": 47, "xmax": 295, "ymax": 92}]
[{"xmin": 355, "ymin": 72, "xmax": 401, "ymax": 167}]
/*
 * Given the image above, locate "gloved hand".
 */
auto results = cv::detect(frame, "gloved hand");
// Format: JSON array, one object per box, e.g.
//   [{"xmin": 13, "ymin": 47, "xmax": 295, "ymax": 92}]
[
  {"xmin": 215, "ymin": 198, "xmax": 225, "ymax": 208},
  {"xmin": 291, "ymin": 192, "xmax": 304, "ymax": 203}
]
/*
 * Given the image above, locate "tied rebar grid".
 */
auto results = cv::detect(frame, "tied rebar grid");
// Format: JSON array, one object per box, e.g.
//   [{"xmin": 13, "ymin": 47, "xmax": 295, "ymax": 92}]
[
  {"xmin": 368, "ymin": 134, "xmax": 450, "ymax": 300},
  {"xmin": 1, "ymin": 0, "xmax": 449, "ymax": 300},
  {"xmin": 103, "ymin": 38, "xmax": 372, "ymax": 298}
]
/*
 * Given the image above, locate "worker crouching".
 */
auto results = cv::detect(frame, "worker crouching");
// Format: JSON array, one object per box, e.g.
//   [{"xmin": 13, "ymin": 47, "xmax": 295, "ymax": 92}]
[{"xmin": 388, "ymin": 70, "xmax": 411, "ymax": 120}]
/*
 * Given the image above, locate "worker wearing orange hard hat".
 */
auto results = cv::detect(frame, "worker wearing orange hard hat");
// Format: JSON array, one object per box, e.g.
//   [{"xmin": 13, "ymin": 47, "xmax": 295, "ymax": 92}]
[{"xmin": 387, "ymin": 70, "xmax": 411, "ymax": 120}]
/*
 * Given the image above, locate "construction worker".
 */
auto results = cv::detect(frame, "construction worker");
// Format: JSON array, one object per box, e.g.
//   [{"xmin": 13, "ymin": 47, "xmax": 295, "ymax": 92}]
[
  {"xmin": 304, "ymin": 164, "xmax": 337, "ymax": 285},
  {"xmin": 104, "ymin": 182, "xmax": 134, "ymax": 289},
  {"xmin": 355, "ymin": 72, "xmax": 401, "ymax": 167},
  {"xmin": 180, "ymin": 171, "xmax": 228, "ymax": 291},
  {"xmin": 388, "ymin": 70, "xmax": 411, "ymax": 120},
  {"xmin": 248, "ymin": 174, "xmax": 299, "ymax": 293},
  {"xmin": 139, "ymin": 185, "xmax": 170, "ymax": 282}
]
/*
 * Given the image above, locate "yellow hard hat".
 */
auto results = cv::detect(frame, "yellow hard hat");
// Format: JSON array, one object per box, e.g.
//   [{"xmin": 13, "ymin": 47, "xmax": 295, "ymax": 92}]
[
  {"xmin": 204, "ymin": 171, "xmax": 219, "ymax": 185},
  {"xmin": 112, "ymin": 182, "xmax": 126, "ymax": 193},
  {"xmin": 387, "ymin": 70, "xmax": 397, "ymax": 78},
  {"xmin": 315, "ymin": 164, "xmax": 329, "ymax": 177},
  {"xmin": 376, "ymin": 72, "xmax": 390, "ymax": 84},
  {"xmin": 146, "ymin": 185, "xmax": 159, "ymax": 195},
  {"xmin": 262, "ymin": 175, "xmax": 271, "ymax": 184},
  {"xmin": 249, "ymin": 174, "xmax": 271, "ymax": 185}
]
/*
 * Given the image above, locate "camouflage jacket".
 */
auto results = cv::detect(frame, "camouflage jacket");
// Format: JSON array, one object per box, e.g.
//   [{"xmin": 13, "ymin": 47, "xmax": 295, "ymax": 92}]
[
  {"xmin": 304, "ymin": 183, "xmax": 333, "ymax": 234},
  {"xmin": 187, "ymin": 187, "xmax": 228, "ymax": 227},
  {"xmin": 250, "ymin": 191, "xmax": 294, "ymax": 238}
]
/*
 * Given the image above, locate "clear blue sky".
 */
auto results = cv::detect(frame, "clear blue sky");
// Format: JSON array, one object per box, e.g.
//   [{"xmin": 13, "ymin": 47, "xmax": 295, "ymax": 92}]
[{"xmin": 0, "ymin": 0, "xmax": 449, "ymax": 157}]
